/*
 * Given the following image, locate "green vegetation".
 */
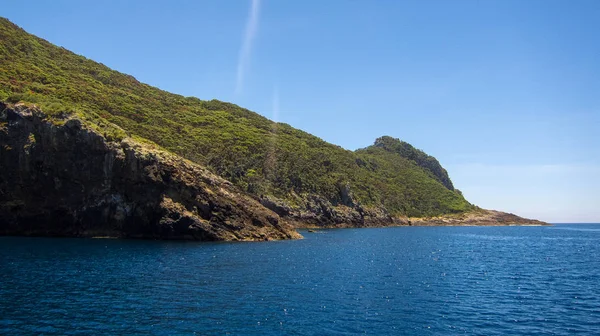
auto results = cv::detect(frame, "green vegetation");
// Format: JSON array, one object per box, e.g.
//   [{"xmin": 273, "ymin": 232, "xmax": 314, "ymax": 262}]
[
  {"xmin": 370, "ymin": 135, "xmax": 455, "ymax": 190},
  {"xmin": 0, "ymin": 17, "xmax": 473, "ymax": 217}
]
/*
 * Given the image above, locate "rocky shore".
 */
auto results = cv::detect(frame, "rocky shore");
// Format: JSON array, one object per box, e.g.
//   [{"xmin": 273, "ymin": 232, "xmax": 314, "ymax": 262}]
[
  {"xmin": 0, "ymin": 103, "xmax": 301, "ymax": 241},
  {"xmin": 408, "ymin": 209, "xmax": 548, "ymax": 226},
  {"xmin": 259, "ymin": 195, "xmax": 547, "ymax": 229}
]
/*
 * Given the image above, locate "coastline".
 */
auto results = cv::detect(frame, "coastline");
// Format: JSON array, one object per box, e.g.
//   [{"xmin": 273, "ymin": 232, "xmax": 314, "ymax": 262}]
[{"xmin": 292, "ymin": 209, "xmax": 548, "ymax": 229}]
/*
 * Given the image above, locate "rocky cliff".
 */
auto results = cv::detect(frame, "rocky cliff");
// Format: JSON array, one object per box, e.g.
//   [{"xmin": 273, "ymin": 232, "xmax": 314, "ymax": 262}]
[
  {"xmin": 259, "ymin": 194, "xmax": 403, "ymax": 228},
  {"xmin": 259, "ymin": 194, "xmax": 546, "ymax": 229},
  {"xmin": 0, "ymin": 102, "xmax": 546, "ymax": 240},
  {"xmin": 0, "ymin": 102, "xmax": 301, "ymax": 241}
]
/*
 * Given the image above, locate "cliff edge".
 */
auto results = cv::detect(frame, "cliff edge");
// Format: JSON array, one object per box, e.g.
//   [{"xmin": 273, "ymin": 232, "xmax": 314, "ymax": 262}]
[{"xmin": 0, "ymin": 102, "xmax": 301, "ymax": 241}]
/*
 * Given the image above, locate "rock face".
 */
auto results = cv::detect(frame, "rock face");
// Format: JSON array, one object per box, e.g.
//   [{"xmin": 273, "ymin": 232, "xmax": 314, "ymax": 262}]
[
  {"xmin": 409, "ymin": 209, "xmax": 548, "ymax": 226},
  {"xmin": 0, "ymin": 102, "xmax": 546, "ymax": 240},
  {"xmin": 0, "ymin": 103, "xmax": 301, "ymax": 241},
  {"xmin": 259, "ymin": 193, "xmax": 407, "ymax": 228},
  {"xmin": 260, "ymin": 192, "xmax": 546, "ymax": 228}
]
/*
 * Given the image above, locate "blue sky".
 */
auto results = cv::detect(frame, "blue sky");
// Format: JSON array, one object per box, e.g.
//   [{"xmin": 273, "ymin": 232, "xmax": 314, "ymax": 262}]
[{"xmin": 4, "ymin": 0, "xmax": 599, "ymax": 222}]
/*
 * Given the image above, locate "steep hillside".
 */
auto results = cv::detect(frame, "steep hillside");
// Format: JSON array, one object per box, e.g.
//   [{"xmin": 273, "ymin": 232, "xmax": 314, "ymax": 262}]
[
  {"xmin": 368, "ymin": 136, "xmax": 455, "ymax": 190},
  {"xmin": 0, "ymin": 17, "xmax": 473, "ymax": 222}
]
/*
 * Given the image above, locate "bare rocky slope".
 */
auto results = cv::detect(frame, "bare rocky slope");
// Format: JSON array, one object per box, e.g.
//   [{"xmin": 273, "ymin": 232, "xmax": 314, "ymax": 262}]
[{"xmin": 0, "ymin": 102, "xmax": 301, "ymax": 241}]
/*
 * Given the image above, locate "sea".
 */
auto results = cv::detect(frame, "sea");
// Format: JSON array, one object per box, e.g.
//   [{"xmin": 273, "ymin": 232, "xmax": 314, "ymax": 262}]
[{"xmin": 1, "ymin": 224, "xmax": 599, "ymax": 335}]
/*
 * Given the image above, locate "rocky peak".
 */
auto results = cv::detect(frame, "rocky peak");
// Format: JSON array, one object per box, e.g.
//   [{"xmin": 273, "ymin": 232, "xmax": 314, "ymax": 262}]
[{"xmin": 373, "ymin": 135, "xmax": 455, "ymax": 190}]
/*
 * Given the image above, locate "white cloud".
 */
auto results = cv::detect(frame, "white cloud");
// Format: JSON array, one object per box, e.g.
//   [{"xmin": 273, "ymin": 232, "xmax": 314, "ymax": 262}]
[{"xmin": 235, "ymin": 0, "xmax": 261, "ymax": 95}]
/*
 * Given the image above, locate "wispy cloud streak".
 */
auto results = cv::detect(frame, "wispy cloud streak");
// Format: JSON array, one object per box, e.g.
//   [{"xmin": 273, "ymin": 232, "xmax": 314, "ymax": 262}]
[{"xmin": 236, "ymin": 0, "xmax": 260, "ymax": 95}]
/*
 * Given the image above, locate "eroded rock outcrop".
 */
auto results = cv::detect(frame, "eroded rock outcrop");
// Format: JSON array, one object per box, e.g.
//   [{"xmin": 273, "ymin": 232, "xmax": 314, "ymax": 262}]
[
  {"xmin": 409, "ymin": 209, "xmax": 547, "ymax": 226},
  {"xmin": 0, "ymin": 103, "xmax": 301, "ymax": 241},
  {"xmin": 260, "ymin": 190, "xmax": 546, "ymax": 229},
  {"xmin": 261, "ymin": 193, "xmax": 405, "ymax": 228}
]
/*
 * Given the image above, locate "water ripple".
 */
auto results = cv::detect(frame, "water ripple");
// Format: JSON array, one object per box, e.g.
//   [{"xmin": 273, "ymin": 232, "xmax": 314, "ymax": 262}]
[{"xmin": 1, "ymin": 224, "xmax": 600, "ymax": 335}]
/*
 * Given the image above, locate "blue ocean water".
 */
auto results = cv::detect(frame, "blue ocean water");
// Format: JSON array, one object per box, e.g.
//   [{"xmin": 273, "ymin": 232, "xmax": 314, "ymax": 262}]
[{"xmin": 1, "ymin": 224, "xmax": 599, "ymax": 335}]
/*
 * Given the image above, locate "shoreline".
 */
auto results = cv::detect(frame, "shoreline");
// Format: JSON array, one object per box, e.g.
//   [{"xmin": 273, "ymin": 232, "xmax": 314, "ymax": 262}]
[{"xmin": 292, "ymin": 209, "xmax": 549, "ymax": 229}]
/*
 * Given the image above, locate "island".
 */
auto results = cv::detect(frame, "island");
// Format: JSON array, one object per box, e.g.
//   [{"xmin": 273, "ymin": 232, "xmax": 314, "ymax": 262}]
[{"xmin": 0, "ymin": 18, "xmax": 546, "ymax": 241}]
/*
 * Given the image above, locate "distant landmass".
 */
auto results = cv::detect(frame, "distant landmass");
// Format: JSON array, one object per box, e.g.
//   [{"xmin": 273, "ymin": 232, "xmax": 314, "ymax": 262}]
[{"xmin": 0, "ymin": 18, "xmax": 546, "ymax": 240}]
